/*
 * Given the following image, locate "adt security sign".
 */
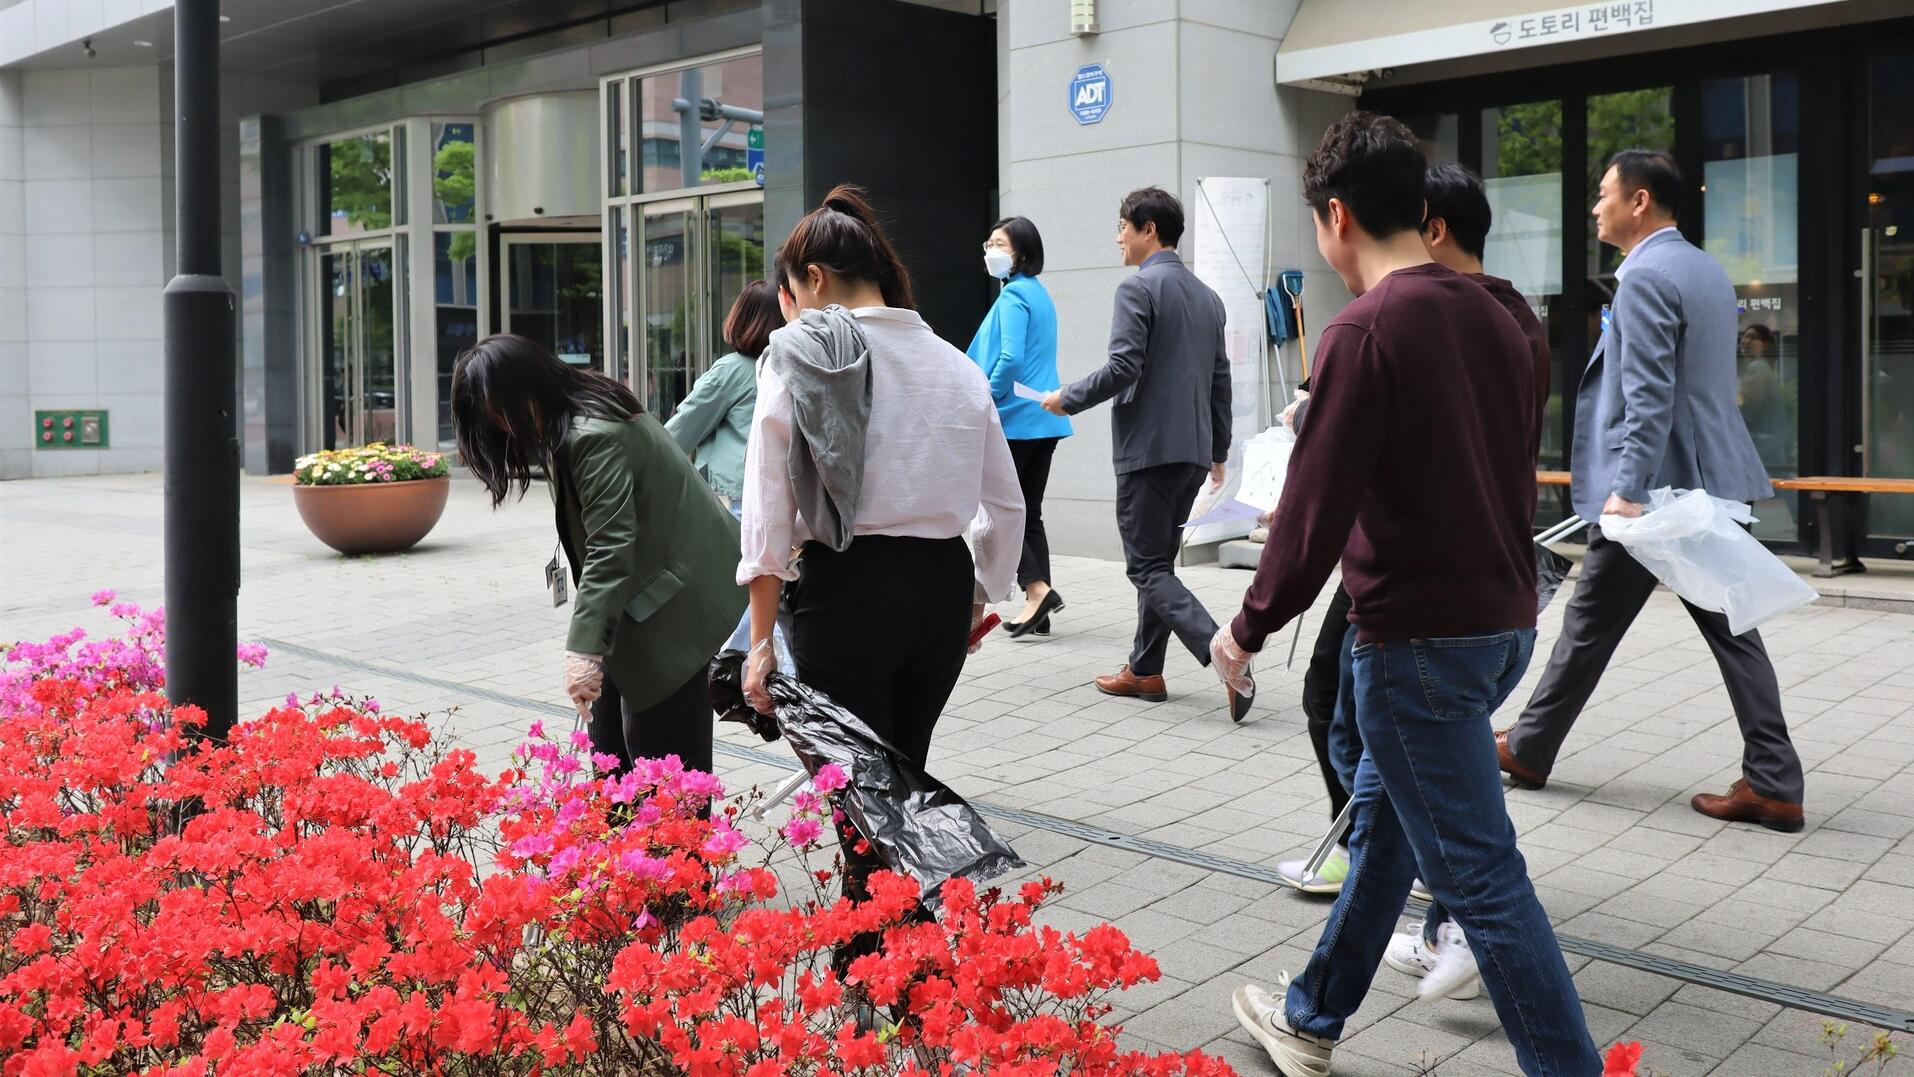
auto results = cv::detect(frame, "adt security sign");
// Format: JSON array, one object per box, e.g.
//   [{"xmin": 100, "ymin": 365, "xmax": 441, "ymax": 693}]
[{"xmin": 1069, "ymin": 64, "xmax": 1111, "ymax": 125}]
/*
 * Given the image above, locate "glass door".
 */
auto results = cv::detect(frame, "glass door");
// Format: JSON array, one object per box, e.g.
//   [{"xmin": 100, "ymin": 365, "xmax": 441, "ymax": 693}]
[
  {"xmin": 637, "ymin": 198, "xmax": 699, "ymax": 419},
  {"xmin": 1863, "ymin": 44, "xmax": 1914, "ymax": 540},
  {"xmin": 501, "ymin": 234, "xmax": 605, "ymax": 370},
  {"xmin": 316, "ymin": 240, "xmax": 401, "ymax": 449},
  {"xmin": 706, "ymin": 192, "xmax": 767, "ymax": 368}
]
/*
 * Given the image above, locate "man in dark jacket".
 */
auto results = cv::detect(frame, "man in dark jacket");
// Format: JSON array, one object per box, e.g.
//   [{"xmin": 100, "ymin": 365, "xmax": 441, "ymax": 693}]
[{"xmin": 1041, "ymin": 187, "xmax": 1243, "ymax": 716}]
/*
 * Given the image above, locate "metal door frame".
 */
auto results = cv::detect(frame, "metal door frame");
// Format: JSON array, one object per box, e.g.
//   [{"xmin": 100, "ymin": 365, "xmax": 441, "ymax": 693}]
[
  {"xmin": 306, "ymin": 237, "xmax": 402, "ymax": 450},
  {"xmin": 499, "ymin": 232, "xmax": 605, "ymax": 368}
]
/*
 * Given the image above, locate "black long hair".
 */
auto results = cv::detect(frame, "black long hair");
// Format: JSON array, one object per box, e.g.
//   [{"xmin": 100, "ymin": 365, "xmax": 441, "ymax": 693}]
[
  {"xmin": 775, "ymin": 185, "xmax": 916, "ymax": 310},
  {"xmin": 450, "ymin": 333, "xmax": 642, "ymax": 507}
]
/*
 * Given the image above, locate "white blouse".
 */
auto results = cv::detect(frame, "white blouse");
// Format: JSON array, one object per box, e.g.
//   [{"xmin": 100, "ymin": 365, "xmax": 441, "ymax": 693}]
[{"xmin": 737, "ymin": 306, "xmax": 1026, "ymax": 605}]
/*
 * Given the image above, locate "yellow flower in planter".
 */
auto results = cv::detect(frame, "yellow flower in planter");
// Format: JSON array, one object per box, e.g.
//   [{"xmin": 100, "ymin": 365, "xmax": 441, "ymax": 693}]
[{"xmin": 294, "ymin": 443, "xmax": 451, "ymax": 487}]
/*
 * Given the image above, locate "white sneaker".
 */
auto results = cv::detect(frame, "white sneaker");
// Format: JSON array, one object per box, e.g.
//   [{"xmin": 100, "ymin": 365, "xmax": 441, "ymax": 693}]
[
  {"xmin": 1384, "ymin": 925, "xmax": 1480, "ymax": 999},
  {"xmin": 1410, "ymin": 877, "xmax": 1432, "ymax": 902},
  {"xmin": 1419, "ymin": 921, "xmax": 1483, "ymax": 1001},
  {"xmin": 1274, "ymin": 847, "xmax": 1349, "ymax": 895},
  {"xmin": 1232, "ymin": 977, "xmax": 1334, "ymax": 1077}
]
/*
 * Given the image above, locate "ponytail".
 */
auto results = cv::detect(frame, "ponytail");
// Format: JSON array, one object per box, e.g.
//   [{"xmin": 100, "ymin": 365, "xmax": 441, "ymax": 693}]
[{"xmin": 777, "ymin": 184, "xmax": 917, "ymax": 310}]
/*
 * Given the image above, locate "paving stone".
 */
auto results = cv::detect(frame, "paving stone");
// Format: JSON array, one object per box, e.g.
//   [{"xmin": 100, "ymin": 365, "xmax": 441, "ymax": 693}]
[{"xmin": 12, "ymin": 474, "xmax": 1914, "ymax": 1070}]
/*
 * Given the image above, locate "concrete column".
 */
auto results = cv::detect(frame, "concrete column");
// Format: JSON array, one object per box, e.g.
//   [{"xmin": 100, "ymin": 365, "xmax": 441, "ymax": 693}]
[{"xmin": 998, "ymin": 0, "xmax": 1351, "ymax": 559}]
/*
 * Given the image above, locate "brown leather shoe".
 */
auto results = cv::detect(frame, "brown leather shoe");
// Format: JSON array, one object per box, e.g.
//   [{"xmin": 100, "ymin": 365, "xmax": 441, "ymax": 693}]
[
  {"xmin": 1691, "ymin": 778, "xmax": 1805, "ymax": 833},
  {"xmin": 1495, "ymin": 729, "xmax": 1548, "ymax": 790},
  {"xmin": 1095, "ymin": 665, "xmax": 1168, "ymax": 702}
]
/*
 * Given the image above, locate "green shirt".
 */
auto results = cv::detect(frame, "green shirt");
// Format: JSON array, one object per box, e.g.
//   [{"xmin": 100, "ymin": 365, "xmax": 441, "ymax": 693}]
[{"xmin": 663, "ymin": 351, "xmax": 757, "ymax": 500}]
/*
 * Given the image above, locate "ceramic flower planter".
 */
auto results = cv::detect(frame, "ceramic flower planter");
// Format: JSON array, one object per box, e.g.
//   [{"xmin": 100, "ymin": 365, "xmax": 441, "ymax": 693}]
[{"xmin": 292, "ymin": 476, "xmax": 451, "ymax": 555}]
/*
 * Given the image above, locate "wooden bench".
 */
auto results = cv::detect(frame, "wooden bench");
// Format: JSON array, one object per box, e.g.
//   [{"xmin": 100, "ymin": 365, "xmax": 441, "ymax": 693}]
[{"xmin": 1533, "ymin": 470, "xmax": 1914, "ymax": 577}]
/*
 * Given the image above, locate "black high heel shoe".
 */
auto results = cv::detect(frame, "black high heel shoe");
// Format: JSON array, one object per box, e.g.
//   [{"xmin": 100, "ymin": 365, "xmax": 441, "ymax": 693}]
[{"xmin": 1008, "ymin": 590, "xmax": 1065, "ymax": 639}]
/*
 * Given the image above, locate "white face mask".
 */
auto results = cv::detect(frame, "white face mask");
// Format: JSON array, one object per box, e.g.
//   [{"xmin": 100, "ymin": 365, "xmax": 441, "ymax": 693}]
[{"xmin": 984, "ymin": 248, "xmax": 1015, "ymax": 279}]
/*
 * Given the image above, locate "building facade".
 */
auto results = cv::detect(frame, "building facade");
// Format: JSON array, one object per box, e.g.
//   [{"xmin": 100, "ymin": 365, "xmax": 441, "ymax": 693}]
[{"xmin": 2, "ymin": 0, "xmax": 1910, "ymax": 566}]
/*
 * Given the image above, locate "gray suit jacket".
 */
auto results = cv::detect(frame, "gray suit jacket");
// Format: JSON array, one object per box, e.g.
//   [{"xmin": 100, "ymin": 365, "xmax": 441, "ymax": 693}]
[
  {"xmin": 1571, "ymin": 229, "xmax": 1772, "ymax": 520},
  {"xmin": 1059, "ymin": 250, "xmax": 1231, "ymax": 475}
]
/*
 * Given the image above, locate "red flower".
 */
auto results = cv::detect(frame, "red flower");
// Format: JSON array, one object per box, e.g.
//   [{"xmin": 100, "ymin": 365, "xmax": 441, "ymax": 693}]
[{"xmin": 1605, "ymin": 1040, "xmax": 1645, "ymax": 1076}]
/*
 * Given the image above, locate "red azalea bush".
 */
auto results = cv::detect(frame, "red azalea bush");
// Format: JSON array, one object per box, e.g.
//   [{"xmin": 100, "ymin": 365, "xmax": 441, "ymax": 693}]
[{"xmin": 0, "ymin": 601, "xmax": 1235, "ymax": 1077}]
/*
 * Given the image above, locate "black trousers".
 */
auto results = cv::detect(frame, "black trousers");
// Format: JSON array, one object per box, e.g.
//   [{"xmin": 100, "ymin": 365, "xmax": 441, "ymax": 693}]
[
  {"xmin": 589, "ymin": 665, "xmax": 714, "ymax": 777},
  {"xmin": 1115, "ymin": 463, "xmax": 1220, "ymax": 677},
  {"xmin": 1505, "ymin": 527, "xmax": 1805, "ymax": 803},
  {"xmin": 1007, "ymin": 437, "xmax": 1060, "ymax": 589},
  {"xmin": 1301, "ymin": 582, "xmax": 1356, "ymax": 827},
  {"xmin": 789, "ymin": 534, "xmax": 974, "ymax": 902}
]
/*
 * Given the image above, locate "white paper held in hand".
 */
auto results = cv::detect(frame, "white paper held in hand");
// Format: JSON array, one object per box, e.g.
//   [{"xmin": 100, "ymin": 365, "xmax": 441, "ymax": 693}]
[
  {"xmin": 1012, "ymin": 382, "xmax": 1047, "ymax": 402},
  {"xmin": 1186, "ymin": 498, "xmax": 1263, "ymax": 529}
]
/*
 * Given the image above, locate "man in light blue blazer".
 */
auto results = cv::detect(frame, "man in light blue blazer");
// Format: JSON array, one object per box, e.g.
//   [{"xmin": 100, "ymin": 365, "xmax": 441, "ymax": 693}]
[{"xmin": 1498, "ymin": 150, "xmax": 1805, "ymax": 831}]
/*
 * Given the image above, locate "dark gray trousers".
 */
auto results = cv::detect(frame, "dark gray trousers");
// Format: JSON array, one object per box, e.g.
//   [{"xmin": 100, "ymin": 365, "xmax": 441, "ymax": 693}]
[
  {"xmin": 1504, "ymin": 527, "xmax": 1805, "ymax": 803},
  {"xmin": 1115, "ymin": 462, "xmax": 1220, "ymax": 677}
]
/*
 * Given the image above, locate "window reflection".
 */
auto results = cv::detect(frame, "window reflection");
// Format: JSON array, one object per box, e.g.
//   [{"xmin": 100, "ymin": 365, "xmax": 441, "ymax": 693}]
[
  {"xmin": 1703, "ymin": 74, "xmax": 1801, "ymax": 541},
  {"xmin": 317, "ymin": 131, "xmax": 394, "ymax": 237},
  {"xmin": 633, "ymin": 55, "xmax": 764, "ymax": 193},
  {"xmin": 431, "ymin": 123, "xmax": 476, "ymax": 225},
  {"xmin": 434, "ymin": 233, "xmax": 479, "ymax": 449},
  {"xmin": 1482, "ymin": 100, "xmax": 1569, "ymax": 491}
]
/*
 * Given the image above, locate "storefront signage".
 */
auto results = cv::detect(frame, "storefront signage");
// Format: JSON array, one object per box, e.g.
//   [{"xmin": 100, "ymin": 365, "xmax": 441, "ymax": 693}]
[
  {"xmin": 1277, "ymin": 0, "xmax": 1850, "ymax": 87},
  {"xmin": 1069, "ymin": 64, "xmax": 1111, "ymax": 125},
  {"xmin": 1490, "ymin": 3, "xmax": 1654, "ymax": 49}
]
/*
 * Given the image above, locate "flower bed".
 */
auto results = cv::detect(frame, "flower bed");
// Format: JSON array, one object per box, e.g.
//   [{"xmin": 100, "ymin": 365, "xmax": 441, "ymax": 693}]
[
  {"xmin": 294, "ymin": 443, "xmax": 449, "ymax": 486},
  {"xmin": 0, "ymin": 599, "xmax": 1234, "ymax": 1076}
]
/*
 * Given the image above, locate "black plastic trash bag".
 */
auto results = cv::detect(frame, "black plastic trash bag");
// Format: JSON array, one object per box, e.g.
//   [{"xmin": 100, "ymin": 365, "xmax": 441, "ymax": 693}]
[
  {"xmin": 1537, "ymin": 544, "xmax": 1572, "ymax": 615},
  {"xmin": 709, "ymin": 652, "xmax": 1023, "ymax": 908}
]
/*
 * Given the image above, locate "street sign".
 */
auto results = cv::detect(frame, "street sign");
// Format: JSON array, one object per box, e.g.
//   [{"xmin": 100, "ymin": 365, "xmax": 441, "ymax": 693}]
[
  {"xmin": 1069, "ymin": 64, "xmax": 1112, "ymax": 125},
  {"xmin": 746, "ymin": 126, "xmax": 765, "ymax": 187}
]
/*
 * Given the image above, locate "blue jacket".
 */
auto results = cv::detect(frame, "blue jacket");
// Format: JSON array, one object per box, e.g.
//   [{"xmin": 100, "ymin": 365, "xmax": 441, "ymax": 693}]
[{"xmin": 966, "ymin": 274, "xmax": 1072, "ymax": 441}]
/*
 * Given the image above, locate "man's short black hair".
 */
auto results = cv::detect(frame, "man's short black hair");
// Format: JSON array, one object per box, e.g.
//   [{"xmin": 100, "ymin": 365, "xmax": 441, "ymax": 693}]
[
  {"xmin": 1609, "ymin": 149, "xmax": 1682, "ymax": 216},
  {"xmin": 991, "ymin": 215, "xmax": 1045, "ymax": 276},
  {"xmin": 1303, "ymin": 111, "xmax": 1428, "ymax": 238},
  {"xmin": 1120, "ymin": 186, "xmax": 1185, "ymax": 248},
  {"xmin": 1421, "ymin": 162, "xmax": 1492, "ymax": 261}
]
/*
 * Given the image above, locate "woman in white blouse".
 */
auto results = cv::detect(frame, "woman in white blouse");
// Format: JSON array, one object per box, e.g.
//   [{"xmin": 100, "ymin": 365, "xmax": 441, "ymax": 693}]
[{"xmin": 739, "ymin": 186, "xmax": 1024, "ymax": 916}]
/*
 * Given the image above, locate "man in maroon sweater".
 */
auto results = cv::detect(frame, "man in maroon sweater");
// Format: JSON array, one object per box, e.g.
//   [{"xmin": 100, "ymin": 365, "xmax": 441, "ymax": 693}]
[{"xmin": 1219, "ymin": 113, "xmax": 1599, "ymax": 1077}]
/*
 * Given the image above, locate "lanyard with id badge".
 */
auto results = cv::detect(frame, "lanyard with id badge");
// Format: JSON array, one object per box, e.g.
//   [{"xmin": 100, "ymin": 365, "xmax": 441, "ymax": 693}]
[{"xmin": 545, "ymin": 546, "xmax": 596, "ymax": 733}]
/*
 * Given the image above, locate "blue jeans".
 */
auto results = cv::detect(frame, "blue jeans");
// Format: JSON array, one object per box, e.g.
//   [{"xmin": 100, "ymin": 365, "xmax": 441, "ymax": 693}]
[
  {"xmin": 1287, "ymin": 630, "xmax": 1600, "ymax": 1077},
  {"xmin": 1327, "ymin": 624, "xmax": 1449, "ymax": 945}
]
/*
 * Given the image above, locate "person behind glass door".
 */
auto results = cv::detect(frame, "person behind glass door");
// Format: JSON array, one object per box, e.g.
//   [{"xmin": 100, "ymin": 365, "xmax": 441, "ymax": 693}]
[
  {"xmin": 665, "ymin": 280, "xmax": 794, "ymax": 668},
  {"xmin": 966, "ymin": 216, "xmax": 1072, "ymax": 638},
  {"xmin": 738, "ymin": 185, "xmax": 1025, "ymax": 919},
  {"xmin": 451, "ymin": 334, "xmax": 746, "ymax": 778}
]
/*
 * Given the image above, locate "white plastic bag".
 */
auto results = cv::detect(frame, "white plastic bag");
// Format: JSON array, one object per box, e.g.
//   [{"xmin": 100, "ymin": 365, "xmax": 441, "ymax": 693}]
[
  {"xmin": 1599, "ymin": 487, "xmax": 1817, "ymax": 635},
  {"xmin": 1236, "ymin": 425, "xmax": 1297, "ymax": 514}
]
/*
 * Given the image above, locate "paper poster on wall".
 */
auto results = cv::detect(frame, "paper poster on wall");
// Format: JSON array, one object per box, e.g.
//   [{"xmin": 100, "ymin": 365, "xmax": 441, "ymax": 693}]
[{"xmin": 1188, "ymin": 176, "xmax": 1270, "ymax": 548}]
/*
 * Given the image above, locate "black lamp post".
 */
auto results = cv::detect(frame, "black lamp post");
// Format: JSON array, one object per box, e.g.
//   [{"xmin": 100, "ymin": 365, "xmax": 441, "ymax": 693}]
[{"xmin": 163, "ymin": 0, "xmax": 239, "ymax": 741}]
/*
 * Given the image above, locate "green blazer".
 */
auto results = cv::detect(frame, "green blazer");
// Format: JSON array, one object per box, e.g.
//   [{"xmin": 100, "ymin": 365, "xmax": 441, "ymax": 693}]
[{"xmin": 550, "ymin": 413, "xmax": 748, "ymax": 712}]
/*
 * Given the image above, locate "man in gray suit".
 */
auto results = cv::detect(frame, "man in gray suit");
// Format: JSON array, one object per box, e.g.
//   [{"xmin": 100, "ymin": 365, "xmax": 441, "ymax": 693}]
[
  {"xmin": 1042, "ymin": 187, "xmax": 1246, "ymax": 718},
  {"xmin": 1498, "ymin": 149, "xmax": 1805, "ymax": 831}
]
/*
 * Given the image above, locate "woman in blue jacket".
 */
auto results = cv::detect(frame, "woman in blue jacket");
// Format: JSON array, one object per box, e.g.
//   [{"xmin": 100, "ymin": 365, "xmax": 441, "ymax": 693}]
[{"xmin": 968, "ymin": 216, "xmax": 1071, "ymax": 637}]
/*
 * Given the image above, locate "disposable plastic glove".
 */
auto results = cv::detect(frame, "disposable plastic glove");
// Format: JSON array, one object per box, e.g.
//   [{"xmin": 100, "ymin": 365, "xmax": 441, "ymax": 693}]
[
  {"xmin": 743, "ymin": 639, "xmax": 778, "ymax": 715},
  {"xmin": 563, "ymin": 651, "xmax": 604, "ymax": 707},
  {"xmin": 1209, "ymin": 626, "xmax": 1255, "ymax": 697}
]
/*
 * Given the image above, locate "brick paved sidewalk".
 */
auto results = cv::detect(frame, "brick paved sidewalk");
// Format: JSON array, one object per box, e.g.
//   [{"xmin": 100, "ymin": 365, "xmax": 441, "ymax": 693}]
[{"xmin": 5, "ymin": 473, "xmax": 1914, "ymax": 1075}]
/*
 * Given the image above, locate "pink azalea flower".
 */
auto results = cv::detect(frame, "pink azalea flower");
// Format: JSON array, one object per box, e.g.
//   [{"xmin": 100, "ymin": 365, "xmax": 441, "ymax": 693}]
[
  {"xmin": 813, "ymin": 763, "xmax": 848, "ymax": 793},
  {"xmin": 702, "ymin": 824, "xmax": 748, "ymax": 859},
  {"xmin": 90, "ymin": 589, "xmax": 116, "ymax": 606},
  {"xmin": 781, "ymin": 816, "xmax": 823, "ymax": 847}
]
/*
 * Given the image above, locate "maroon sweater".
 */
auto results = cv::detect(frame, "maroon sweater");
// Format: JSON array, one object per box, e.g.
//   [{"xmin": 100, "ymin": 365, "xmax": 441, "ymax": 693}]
[{"xmin": 1231, "ymin": 263, "xmax": 1540, "ymax": 647}]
